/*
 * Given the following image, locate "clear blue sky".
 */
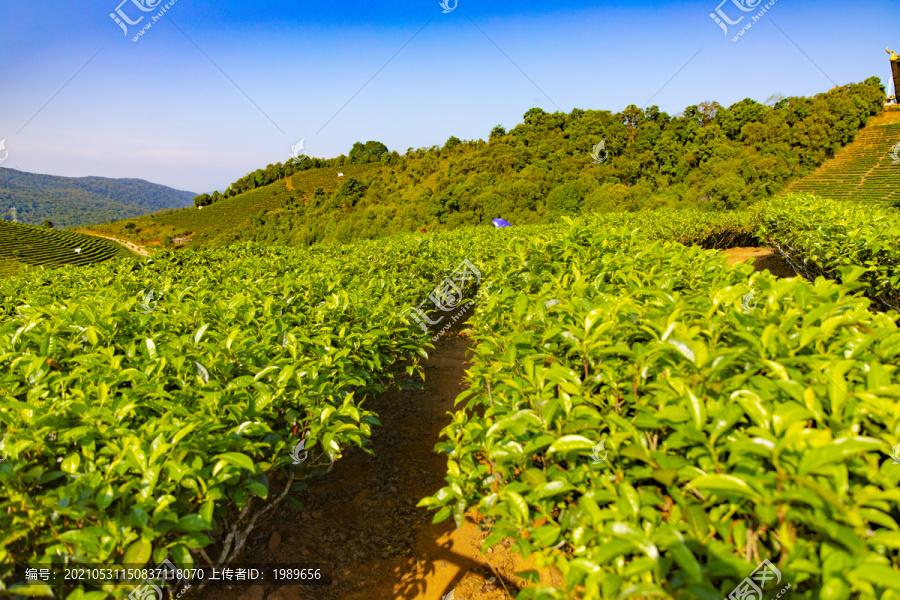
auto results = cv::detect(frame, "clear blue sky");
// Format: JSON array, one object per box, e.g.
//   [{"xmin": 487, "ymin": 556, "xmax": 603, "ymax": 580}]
[{"xmin": 0, "ymin": 0, "xmax": 896, "ymax": 194}]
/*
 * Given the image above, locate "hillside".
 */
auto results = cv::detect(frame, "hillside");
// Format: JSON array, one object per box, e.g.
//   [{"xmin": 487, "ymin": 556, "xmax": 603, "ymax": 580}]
[
  {"xmin": 87, "ymin": 164, "xmax": 382, "ymax": 247},
  {"xmin": 0, "ymin": 220, "xmax": 135, "ymax": 277},
  {"xmin": 785, "ymin": 106, "xmax": 900, "ymax": 203},
  {"xmin": 88, "ymin": 77, "xmax": 886, "ymax": 250},
  {"xmin": 0, "ymin": 169, "xmax": 195, "ymax": 228}
]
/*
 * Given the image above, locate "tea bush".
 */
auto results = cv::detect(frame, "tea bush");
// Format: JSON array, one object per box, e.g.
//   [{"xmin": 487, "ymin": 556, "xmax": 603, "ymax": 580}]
[
  {"xmin": 5, "ymin": 193, "xmax": 900, "ymax": 599},
  {"xmin": 0, "ymin": 238, "xmax": 488, "ymax": 597},
  {"xmin": 754, "ymin": 194, "xmax": 900, "ymax": 312},
  {"xmin": 422, "ymin": 224, "xmax": 900, "ymax": 599}
]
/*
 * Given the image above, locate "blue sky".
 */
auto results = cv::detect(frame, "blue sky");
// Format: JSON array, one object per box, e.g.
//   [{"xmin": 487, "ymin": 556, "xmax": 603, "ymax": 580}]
[{"xmin": 0, "ymin": 0, "xmax": 897, "ymax": 194}]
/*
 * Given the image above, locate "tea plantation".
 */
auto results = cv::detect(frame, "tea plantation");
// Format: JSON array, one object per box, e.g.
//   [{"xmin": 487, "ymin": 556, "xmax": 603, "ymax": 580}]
[
  {"xmin": 0, "ymin": 221, "xmax": 135, "ymax": 276},
  {"xmin": 86, "ymin": 164, "xmax": 383, "ymax": 248},
  {"xmin": 425, "ymin": 203, "xmax": 900, "ymax": 599},
  {"xmin": 786, "ymin": 107, "xmax": 900, "ymax": 204},
  {"xmin": 1, "ymin": 194, "xmax": 900, "ymax": 599}
]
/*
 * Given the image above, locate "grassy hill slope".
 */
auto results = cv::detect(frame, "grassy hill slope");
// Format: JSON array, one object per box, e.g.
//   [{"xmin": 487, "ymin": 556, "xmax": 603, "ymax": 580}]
[
  {"xmin": 0, "ymin": 221, "xmax": 135, "ymax": 277},
  {"xmin": 0, "ymin": 169, "xmax": 196, "ymax": 228},
  {"xmin": 785, "ymin": 106, "xmax": 900, "ymax": 203},
  {"xmin": 87, "ymin": 164, "xmax": 382, "ymax": 247}
]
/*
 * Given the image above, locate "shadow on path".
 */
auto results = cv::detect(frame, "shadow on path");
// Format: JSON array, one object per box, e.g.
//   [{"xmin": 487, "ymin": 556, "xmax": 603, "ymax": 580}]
[{"xmin": 199, "ymin": 330, "xmax": 517, "ymax": 600}]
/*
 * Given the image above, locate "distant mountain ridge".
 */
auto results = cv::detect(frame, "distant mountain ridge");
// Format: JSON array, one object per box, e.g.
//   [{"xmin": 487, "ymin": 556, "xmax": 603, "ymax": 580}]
[{"xmin": 0, "ymin": 169, "xmax": 196, "ymax": 228}]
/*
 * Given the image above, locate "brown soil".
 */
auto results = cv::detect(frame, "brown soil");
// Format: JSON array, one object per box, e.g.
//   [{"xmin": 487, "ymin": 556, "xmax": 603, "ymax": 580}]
[
  {"xmin": 192, "ymin": 249, "xmax": 795, "ymax": 600},
  {"xmin": 723, "ymin": 247, "xmax": 796, "ymax": 278},
  {"xmin": 76, "ymin": 230, "xmax": 152, "ymax": 257},
  {"xmin": 199, "ymin": 330, "xmax": 561, "ymax": 600}
]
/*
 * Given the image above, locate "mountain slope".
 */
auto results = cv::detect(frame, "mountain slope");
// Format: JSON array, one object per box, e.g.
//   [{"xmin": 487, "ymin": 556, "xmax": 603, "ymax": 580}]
[
  {"xmin": 0, "ymin": 220, "xmax": 135, "ymax": 277},
  {"xmin": 86, "ymin": 164, "xmax": 382, "ymax": 248},
  {"xmin": 785, "ymin": 107, "xmax": 900, "ymax": 204},
  {"xmin": 89, "ymin": 77, "xmax": 887, "ymax": 249},
  {"xmin": 0, "ymin": 169, "xmax": 196, "ymax": 228}
]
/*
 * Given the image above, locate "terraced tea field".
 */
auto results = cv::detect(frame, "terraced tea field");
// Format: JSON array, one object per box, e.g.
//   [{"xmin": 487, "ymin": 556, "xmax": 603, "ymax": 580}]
[
  {"xmin": 786, "ymin": 107, "xmax": 900, "ymax": 203},
  {"xmin": 89, "ymin": 164, "xmax": 383, "ymax": 246},
  {"xmin": 0, "ymin": 220, "xmax": 135, "ymax": 273}
]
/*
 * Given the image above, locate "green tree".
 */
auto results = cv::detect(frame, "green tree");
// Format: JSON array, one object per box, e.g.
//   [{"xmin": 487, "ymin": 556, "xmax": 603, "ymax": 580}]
[
  {"xmin": 524, "ymin": 107, "xmax": 547, "ymax": 122},
  {"xmin": 349, "ymin": 141, "xmax": 389, "ymax": 165},
  {"xmin": 622, "ymin": 104, "xmax": 643, "ymax": 142},
  {"xmin": 334, "ymin": 177, "xmax": 368, "ymax": 208},
  {"xmin": 444, "ymin": 136, "xmax": 462, "ymax": 151},
  {"xmin": 194, "ymin": 194, "xmax": 212, "ymax": 207},
  {"xmin": 310, "ymin": 187, "xmax": 326, "ymax": 209},
  {"xmin": 42, "ymin": 220, "xmax": 53, "ymax": 228},
  {"xmin": 546, "ymin": 183, "xmax": 583, "ymax": 216},
  {"xmin": 717, "ymin": 98, "xmax": 768, "ymax": 139},
  {"xmin": 702, "ymin": 172, "xmax": 748, "ymax": 210}
]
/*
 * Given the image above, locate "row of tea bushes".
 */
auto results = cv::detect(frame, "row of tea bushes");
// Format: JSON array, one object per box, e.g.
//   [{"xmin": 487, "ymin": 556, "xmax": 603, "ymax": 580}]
[
  {"xmin": 0, "ymin": 237, "xmax": 493, "ymax": 598},
  {"xmin": 422, "ymin": 224, "xmax": 900, "ymax": 599},
  {"xmin": 753, "ymin": 194, "xmax": 900, "ymax": 312}
]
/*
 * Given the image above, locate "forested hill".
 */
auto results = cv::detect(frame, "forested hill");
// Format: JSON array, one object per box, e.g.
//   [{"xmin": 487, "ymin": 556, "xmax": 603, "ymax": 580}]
[
  {"xmin": 96, "ymin": 77, "xmax": 887, "ymax": 247},
  {"xmin": 0, "ymin": 169, "xmax": 195, "ymax": 229}
]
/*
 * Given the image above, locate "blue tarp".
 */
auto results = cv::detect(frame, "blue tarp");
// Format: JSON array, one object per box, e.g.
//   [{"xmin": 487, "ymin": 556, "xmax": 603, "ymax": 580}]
[{"xmin": 492, "ymin": 218, "xmax": 512, "ymax": 228}]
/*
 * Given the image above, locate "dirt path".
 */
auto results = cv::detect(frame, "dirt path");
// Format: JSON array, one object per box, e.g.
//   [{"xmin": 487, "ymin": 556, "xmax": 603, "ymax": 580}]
[
  {"xmin": 191, "ymin": 246, "xmax": 803, "ymax": 600},
  {"xmin": 723, "ymin": 247, "xmax": 795, "ymax": 278},
  {"xmin": 77, "ymin": 231, "xmax": 152, "ymax": 258},
  {"xmin": 199, "ymin": 330, "xmax": 559, "ymax": 600},
  {"xmin": 191, "ymin": 249, "xmax": 795, "ymax": 600}
]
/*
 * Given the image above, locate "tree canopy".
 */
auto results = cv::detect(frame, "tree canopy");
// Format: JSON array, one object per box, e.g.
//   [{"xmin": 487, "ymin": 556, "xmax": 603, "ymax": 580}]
[
  {"xmin": 203, "ymin": 77, "xmax": 887, "ymax": 248},
  {"xmin": 349, "ymin": 141, "xmax": 389, "ymax": 165}
]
